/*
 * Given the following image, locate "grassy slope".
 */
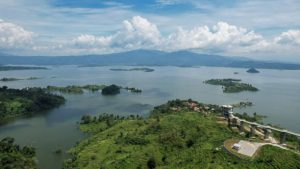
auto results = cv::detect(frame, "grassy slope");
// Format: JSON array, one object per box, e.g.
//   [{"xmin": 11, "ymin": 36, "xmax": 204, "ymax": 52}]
[{"xmin": 64, "ymin": 109, "xmax": 300, "ymax": 169}]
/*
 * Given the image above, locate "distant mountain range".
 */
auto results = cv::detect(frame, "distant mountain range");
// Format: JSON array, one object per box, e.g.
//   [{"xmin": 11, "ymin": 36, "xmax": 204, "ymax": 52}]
[{"xmin": 1, "ymin": 50, "xmax": 300, "ymax": 70}]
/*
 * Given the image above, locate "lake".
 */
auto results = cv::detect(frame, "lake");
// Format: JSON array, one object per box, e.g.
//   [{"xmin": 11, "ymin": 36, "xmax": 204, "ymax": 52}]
[{"xmin": 0, "ymin": 66, "xmax": 300, "ymax": 169}]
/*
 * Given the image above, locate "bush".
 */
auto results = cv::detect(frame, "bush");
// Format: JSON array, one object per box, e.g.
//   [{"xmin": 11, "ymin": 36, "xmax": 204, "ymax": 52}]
[
  {"xmin": 123, "ymin": 136, "xmax": 150, "ymax": 145},
  {"xmin": 147, "ymin": 157, "xmax": 156, "ymax": 169}
]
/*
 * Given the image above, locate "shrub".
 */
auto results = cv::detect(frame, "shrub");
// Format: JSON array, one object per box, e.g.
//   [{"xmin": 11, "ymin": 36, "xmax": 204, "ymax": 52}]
[{"xmin": 147, "ymin": 157, "xmax": 156, "ymax": 169}]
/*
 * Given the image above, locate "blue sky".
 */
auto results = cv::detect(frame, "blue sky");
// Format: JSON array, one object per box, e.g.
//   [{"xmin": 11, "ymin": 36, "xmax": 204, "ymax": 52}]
[{"xmin": 0, "ymin": 0, "xmax": 300, "ymax": 62}]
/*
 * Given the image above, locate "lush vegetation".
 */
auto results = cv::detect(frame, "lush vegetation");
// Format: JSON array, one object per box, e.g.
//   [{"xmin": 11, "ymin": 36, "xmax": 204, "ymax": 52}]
[
  {"xmin": 204, "ymin": 78, "xmax": 259, "ymax": 93},
  {"xmin": 0, "ymin": 137, "xmax": 37, "ymax": 169},
  {"xmin": 101, "ymin": 84, "xmax": 121, "ymax": 95},
  {"xmin": 110, "ymin": 68, "xmax": 154, "ymax": 72},
  {"xmin": 0, "ymin": 66, "xmax": 47, "ymax": 71},
  {"xmin": 247, "ymin": 68, "xmax": 260, "ymax": 73},
  {"xmin": 64, "ymin": 99, "xmax": 300, "ymax": 169},
  {"xmin": 46, "ymin": 85, "xmax": 106, "ymax": 94},
  {"xmin": 46, "ymin": 84, "xmax": 142, "ymax": 94},
  {"xmin": 0, "ymin": 86, "xmax": 65, "ymax": 122},
  {"xmin": 0, "ymin": 77, "xmax": 41, "ymax": 82}
]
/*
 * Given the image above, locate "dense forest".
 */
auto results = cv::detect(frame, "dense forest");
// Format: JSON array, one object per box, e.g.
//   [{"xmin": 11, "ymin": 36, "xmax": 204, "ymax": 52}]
[
  {"xmin": 0, "ymin": 86, "xmax": 65, "ymax": 122},
  {"xmin": 63, "ymin": 100, "xmax": 300, "ymax": 169},
  {"xmin": 0, "ymin": 137, "xmax": 36, "ymax": 168}
]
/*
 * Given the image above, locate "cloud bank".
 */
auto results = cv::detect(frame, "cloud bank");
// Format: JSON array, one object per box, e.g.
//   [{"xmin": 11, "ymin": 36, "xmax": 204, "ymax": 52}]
[
  {"xmin": 0, "ymin": 16, "xmax": 299, "ymax": 60},
  {"xmin": 69, "ymin": 16, "xmax": 300, "ymax": 58}
]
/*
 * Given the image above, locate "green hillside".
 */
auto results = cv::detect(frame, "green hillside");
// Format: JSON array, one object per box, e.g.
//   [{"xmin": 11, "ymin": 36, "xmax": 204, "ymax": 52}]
[{"xmin": 64, "ymin": 100, "xmax": 300, "ymax": 169}]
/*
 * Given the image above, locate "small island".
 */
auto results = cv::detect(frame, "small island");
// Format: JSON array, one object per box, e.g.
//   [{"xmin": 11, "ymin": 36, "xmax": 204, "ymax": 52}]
[
  {"xmin": 204, "ymin": 78, "xmax": 258, "ymax": 93},
  {"xmin": 0, "ymin": 77, "xmax": 41, "ymax": 82},
  {"xmin": 0, "ymin": 66, "xmax": 47, "ymax": 71},
  {"xmin": 247, "ymin": 67, "xmax": 260, "ymax": 73},
  {"xmin": 101, "ymin": 84, "xmax": 120, "ymax": 95},
  {"xmin": 110, "ymin": 68, "xmax": 154, "ymax": 72},
  {"xmin": 0, "ymin": 86, "xmax": 65, "ymax": 122},
  {"xmin": 0, "ymin": 78, "xmax": 20, "ymax": 82}
]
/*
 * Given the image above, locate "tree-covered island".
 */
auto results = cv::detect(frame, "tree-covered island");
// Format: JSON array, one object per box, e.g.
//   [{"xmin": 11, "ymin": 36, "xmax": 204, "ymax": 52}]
[
  {"xmin": 110, "ymin": 68, "xmax": 154, "ymax": 72},
  {"xmin": 63, "ymin": 99, "xmax": 300, "ymax": 169},
  {"xmin": 0, "ymin": 78, "xmax": 20, "ymax": 82},
  {"xmin": 204, "ymin": 79, "xmax": 258, "ymax": 93},
  {"xmin": 101, "ymin": 84, "xmax": 121, "ymax": 95},
  {"xmin": 0, "ymin": 66, "xmax": 47, "ymax": 71},
  {"xmin": 247, "ymin": 68, "xmax": 260, "ymax": 73},
  {"xmin": 0, "ymin": 86, "xmax": 65, "ymax": 122},
  {"xmin": 46, "ymin": 84, "xmax": 142, "ymax": 95},
  {"xmin": 0, "ymin": 77, "xmax": 41, "ymax": 82}
]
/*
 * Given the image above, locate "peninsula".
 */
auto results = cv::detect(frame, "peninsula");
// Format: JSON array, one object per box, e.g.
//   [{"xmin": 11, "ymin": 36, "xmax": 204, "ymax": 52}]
[
  {"xmin": 46, "ymin": 85, "xmax": 106, "ymax": 94},
  {"xmin": 0, "ymin": 86, "xmax": 65, "ymax": 122}
]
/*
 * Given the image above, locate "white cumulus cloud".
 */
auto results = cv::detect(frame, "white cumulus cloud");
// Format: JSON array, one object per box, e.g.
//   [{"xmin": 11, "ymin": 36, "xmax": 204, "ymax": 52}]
[
  {"xmin": 72, "ymin": 16, "xmax": 161, "ymax": 51},
  {"xmin": 71, "ymin": 17, "xmax": 268, "ymax": 54},
  {"xmin": 0, "ymin": 19, "xmax": 34, "ymax": 49},
  {"xmin": 160, "ymin": 21, "xmax": 267, "ymax": 55},
  {"xmin": 73, "ymin": 34, "xmax": 112, "ymax": 48},
  {"xmin": 119, "ymin": 16, "xmax": 161, "ymax": 47},
  {"xmin": 274, "ymin": 29, "xmax": 300, "ymax": 45}
]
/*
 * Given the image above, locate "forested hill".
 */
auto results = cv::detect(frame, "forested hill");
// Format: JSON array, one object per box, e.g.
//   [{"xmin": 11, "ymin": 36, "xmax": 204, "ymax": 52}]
[
  {"xmin": 0, "ymin": 86, "xmax": 65, "ymax": 122},
  {"xmin": 1, "ymin": 50, "xmax": 300, "ymax": 70}
]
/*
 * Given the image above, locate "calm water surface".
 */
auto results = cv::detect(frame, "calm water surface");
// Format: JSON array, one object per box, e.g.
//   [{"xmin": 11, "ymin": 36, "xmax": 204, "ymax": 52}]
[{"xmin": 0, "ymin": 66, "xmax": 300, "ymax": 169}]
